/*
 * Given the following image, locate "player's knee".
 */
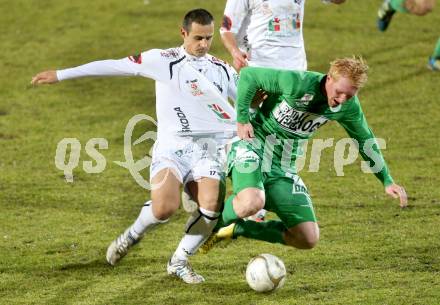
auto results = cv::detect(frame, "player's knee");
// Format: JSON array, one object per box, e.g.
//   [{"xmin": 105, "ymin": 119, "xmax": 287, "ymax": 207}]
[
  {"xmin": 197, "ymin": 193, "xmax": 222, "ymax": 212},
  {"xmin": 412, "ymin": 5, "xmax": 433, "ymax": 15},
  {"xmin": 234, "ymin": 189, "xmax": 265, "ymax": 217},
  {"xmin": 420, "ymin": 1, "xmax": 434, "ymax": 14},
  {"xmin": 151, "ymin": 198, "xmax": 179, "ymax": 220},
  {"xmin": 286, "ymin": 231, "xmax": 319, "ymax": 249},
  {"xmin": 407, "ymin": 0, "xmax": 434, "ymax": 15},
  {"xmin": 300, "ymin": 232, "xmax": 319, "ymax": 249},
  {"xmin": 285, "ymin": 223, "xmax": 320, "ymax": 249}
]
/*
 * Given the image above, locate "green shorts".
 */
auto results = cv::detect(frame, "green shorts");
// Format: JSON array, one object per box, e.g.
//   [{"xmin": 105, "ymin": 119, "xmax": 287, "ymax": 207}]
[{"xmin": 228, "ymin": 140, "xmax": 317, "ymax": 228}]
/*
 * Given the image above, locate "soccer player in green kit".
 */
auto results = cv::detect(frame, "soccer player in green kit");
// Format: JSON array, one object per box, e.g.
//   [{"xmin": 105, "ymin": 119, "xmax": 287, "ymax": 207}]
[
  {"xmin": 377, "ymin": 0, "xmax": 439, "ymax": 71},
  {"xmin": 201, "ymin": 57, "xmax": 408, "ymax": 251}
]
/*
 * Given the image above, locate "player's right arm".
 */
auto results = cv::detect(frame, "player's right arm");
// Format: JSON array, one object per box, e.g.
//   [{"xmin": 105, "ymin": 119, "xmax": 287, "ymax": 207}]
[
  {"xmin": 31, "ymin": 49, "xmax": 169, "ymax": 85},
  {"xmin": 221, "ymin": 32, "xmax": 248, "ymax": 72},
  {"xmin": 31, "ymin": 70, "xmax": 59, "ymax": 84},
  {"xmin": 220, "ymin": 0, "xmax": 249, "ymax": 71}
]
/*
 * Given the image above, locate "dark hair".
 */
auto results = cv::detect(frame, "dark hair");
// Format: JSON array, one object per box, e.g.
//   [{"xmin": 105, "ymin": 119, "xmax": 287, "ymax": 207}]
[{"xmin": 182, "ymin": 8, "xmax": 214, "ymax": 32}]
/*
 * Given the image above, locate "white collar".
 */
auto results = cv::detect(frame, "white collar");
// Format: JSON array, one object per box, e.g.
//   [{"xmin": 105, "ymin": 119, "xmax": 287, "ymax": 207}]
[{"xmin": 179, "ymin": 45, "xmax": 208, "ymax": 61}]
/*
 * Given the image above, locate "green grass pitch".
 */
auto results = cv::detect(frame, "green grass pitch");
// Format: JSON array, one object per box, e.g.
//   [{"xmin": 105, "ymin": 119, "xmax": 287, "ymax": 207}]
[{"xmin": 1, "ymin": 0, "xmax": 439, "ymax": 304}]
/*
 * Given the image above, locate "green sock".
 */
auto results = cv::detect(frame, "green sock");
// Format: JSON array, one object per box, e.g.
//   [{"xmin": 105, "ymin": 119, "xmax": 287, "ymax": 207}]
[
  {"xmin": 234, "ymin": 219, "xmax": 287, "ymax": 245},
  {"xmin": 390, "ymin": 0, "xmax": 408, "ymax": 13},
  {"xmin": 219, "ymin": 195, "xmax": 239, "ymax": 227},
  {"xmin": 432, "ymin": 38, "xmax": 440, "ymax": 59}
]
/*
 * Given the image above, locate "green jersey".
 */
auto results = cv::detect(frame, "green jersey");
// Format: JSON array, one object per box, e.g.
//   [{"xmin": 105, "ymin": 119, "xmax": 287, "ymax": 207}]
[{"xmin": 236, "ymin": 67, "xmax": 393, "ymax": 186}]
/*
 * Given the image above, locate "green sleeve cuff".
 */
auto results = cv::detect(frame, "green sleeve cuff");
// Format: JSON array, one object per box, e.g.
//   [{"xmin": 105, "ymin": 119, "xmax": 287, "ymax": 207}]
[{"xmin": 383, "ymin": 175, "xmax": 394, "ymax": 187}]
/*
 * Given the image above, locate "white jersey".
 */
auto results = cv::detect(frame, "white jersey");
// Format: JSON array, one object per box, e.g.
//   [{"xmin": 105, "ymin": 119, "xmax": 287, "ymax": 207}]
[
  {"xmin": 235, "ymin": 14, "xmax": 251, "ymax": 53},
  {"xmin": 221, "ymin": 0, "xmax": 307, "ymax": 70},
  {"xmin": 57, "ymin": 46, "xmax": 238, "ymax": 141}
]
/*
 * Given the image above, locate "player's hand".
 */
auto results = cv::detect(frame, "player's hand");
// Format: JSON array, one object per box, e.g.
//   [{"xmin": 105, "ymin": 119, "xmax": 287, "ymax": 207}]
[
  {"xmin": 31, "ymin": 70, "xmax": 58, "ymax": 85},
  {"xmin": 231, "ymin": 49, "xmax": 248, "ymax": 72},
  {"xmin": 385, "ymin": 183, "xmax": 408, "ymax": 208},
  {"xmin": 250, "ymin": 89, "xmax": 268, "ymax": 109},
  {"xmin": 237, "ymin": 122, "xmax": 254, "ymax": 140}
]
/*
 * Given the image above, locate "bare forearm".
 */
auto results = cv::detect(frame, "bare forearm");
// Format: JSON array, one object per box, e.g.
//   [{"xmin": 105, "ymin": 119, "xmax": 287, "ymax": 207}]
[{"xmin": 221, "ymin": 32, "xmax": 241, "ymax": 57}]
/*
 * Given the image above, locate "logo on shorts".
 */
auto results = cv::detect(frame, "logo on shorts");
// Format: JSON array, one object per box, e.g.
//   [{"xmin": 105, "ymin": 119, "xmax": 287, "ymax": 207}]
[
  {"xmin": 208, "ymin": 104, "xmax": 232, "ymax": 120},
  {"xmin": 289, "ymin": 175, "xmax": 309, "ymax": 196}
]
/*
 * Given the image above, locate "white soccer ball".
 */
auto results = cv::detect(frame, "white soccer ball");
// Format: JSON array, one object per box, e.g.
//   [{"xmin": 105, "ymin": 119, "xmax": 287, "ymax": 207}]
[{"xmin": 245, "ymin": 253, "xmax": 286, "ymax": 292}]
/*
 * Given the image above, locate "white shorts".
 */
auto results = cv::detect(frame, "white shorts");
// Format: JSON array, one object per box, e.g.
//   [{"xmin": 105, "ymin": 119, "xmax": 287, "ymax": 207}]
[
  {"xmin": 248, "ymin": 45, "xmax": 307, "ymax": 71},
  {"xmin": 150, "ymin": 136, "xmax": 226, "ymax": 186}
]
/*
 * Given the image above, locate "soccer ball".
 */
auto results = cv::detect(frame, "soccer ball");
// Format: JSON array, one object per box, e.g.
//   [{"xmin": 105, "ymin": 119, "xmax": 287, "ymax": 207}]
[{"xmin": 245, "ymin": 253, "xmax": 286, "ymax": 292}]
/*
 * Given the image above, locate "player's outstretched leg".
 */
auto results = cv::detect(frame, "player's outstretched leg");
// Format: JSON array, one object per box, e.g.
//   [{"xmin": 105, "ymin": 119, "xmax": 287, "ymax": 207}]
[
  {"xmin": 106, "ymin": 228, "xmax": 141, "ymax": 266},
  {"xmin": 199, "ymin": 223, "xmax": 235, "ymax": 254},
  {"xmin": 106, "ymin": 200, "xmax": 166, "ymax": 265},
  {"xmin": 167, "ymin": 207, "xmax": 220, "ymax": 283},
  {"xmin": 428, "ymin": 38, "xmax": 440, "ymax": 71},
  {"xmin": 167, "ymin": 255, "xmax": 205, "ymax": 284},
  {"xmin": 428, "ymin": 57, "xmax": 440, "ymax": 71},
  {"xmin": 377, "ymin": 0, "xmax": 396, "ymax": 31}
]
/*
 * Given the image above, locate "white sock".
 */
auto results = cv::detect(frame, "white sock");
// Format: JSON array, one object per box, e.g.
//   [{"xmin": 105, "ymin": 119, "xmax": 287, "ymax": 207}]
[
  {"xmin": 172, "ymin": 207, "xmax": 220, "ymax": 262},
  {"xmin": 129, "ymin": 200, "xmax": 168, "ymax": 239}
]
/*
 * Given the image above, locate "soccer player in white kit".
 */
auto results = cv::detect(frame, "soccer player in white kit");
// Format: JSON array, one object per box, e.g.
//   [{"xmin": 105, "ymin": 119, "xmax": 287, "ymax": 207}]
[
  {"xmin": 31, "ymin": 9, "xmax": 239, "ymax": 284},
  {"xmin": 219, "ymin": 0, "xmax": 346, "ymax": 222},
  {"xmin": 220, "ymin": 0, "xmax": 346, "ymax": 72}
]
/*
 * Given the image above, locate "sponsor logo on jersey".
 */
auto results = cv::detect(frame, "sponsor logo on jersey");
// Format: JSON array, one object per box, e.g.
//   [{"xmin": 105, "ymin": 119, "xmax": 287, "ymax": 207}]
[
  {"xmin": 272, "ymin": 100, "xmax": 328, "ymax": 136},
  {"xmin": 186, "ymin": 79, "xmax": 203, "ymax": 96},
  {"xmin": 160, "ymin": 48, "xmax": 179, "ymax": 58},
  {"xmin": 128, "ymin": 54, "xmax": 142, "ymax": 64},
  {"xmin": 174, "ymin": 107, "xmax": 191, "ymax": 133},
  {"xmin": 210, "ymin": 56, "xmax": 228, "ymax": 66},
  {"xmin": 208, "ymin": 104, "xmax": 231, "ymax": 120},
  {"xmin": 293, "ymin": 12, "xmax": 301, "ymax": 29},
  {"xmin": 269, "ymin": 17, "xmax": 281, "ymax": 32},
  {"xmin": 296, "ymin": 93, "xmax": 314, "ymax": 105}
]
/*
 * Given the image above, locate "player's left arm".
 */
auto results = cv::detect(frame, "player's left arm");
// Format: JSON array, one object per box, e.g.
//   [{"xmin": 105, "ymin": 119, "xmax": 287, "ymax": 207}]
[
  {"xmin": 338, "ymin": 98, "xmax": 408, "ymax": 207},
  {"xmin": 31, "ymin": 70, "xmax": 58, "ymax": 84}
]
